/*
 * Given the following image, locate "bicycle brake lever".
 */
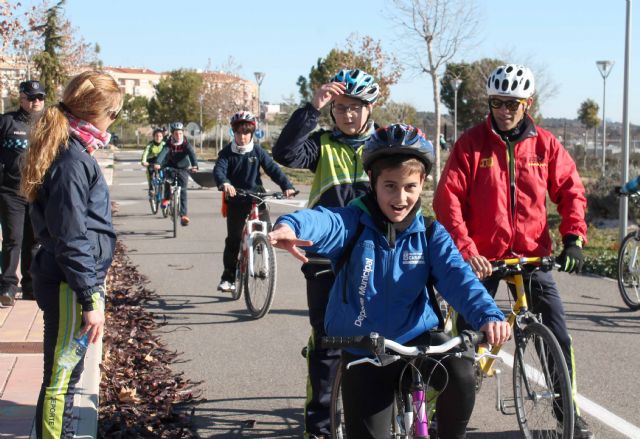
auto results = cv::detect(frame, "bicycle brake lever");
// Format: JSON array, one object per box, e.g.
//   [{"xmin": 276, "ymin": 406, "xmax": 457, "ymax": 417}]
[{"xmin": 345, "ymin": 354, "xmax": 401, "ymax": 370}]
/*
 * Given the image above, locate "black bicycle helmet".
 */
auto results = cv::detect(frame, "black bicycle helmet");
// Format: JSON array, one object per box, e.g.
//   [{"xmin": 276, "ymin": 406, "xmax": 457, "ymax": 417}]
[{"xmin": 363, "ymin": 124, "xmax": 434, "ymax": 174}]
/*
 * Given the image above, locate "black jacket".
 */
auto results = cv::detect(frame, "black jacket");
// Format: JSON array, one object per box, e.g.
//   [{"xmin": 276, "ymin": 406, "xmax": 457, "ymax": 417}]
[
  {"xmin": 156, "ymin": 137, "xmax": 198, "ymax": 169},
  {"xmin": 30, "ymin": 138, "xmax": 116, "ymax": 310},
  {"xmin": 0, "ymin": 108, "xmax": 32, "ymax": 191},
  {"xmin": 213, "ymin": 143, "xmax": 294, "ymax": 203}
]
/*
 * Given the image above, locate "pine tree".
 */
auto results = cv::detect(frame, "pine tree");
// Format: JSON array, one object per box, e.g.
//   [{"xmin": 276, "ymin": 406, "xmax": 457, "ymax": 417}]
[{"xmin": 33, "ymin": 0, "xmax": 67, "ymax": 104}]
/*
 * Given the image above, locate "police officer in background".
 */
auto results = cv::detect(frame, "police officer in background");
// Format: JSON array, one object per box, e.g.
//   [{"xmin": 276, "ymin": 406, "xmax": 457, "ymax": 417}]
[{"xmin": 0, "ymin": 80, "xmax": 45, "ymax": 306}]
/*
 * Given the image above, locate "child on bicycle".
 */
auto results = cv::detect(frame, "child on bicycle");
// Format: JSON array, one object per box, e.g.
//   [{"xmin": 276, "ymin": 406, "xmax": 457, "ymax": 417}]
[
  {"xmin": 213, "ymin": 111, "xmax": 296, "ymax": 293},
  {"xmin": 154, "ymin": 122, "xmax": 198, "ymax": 226},
  {"xmin": 268, "ymin": 124, "xmax": 511, "ymax": 439},
  {"xmin": 141, "ymin": 127, "xmax": 165, "ymax": 194}
]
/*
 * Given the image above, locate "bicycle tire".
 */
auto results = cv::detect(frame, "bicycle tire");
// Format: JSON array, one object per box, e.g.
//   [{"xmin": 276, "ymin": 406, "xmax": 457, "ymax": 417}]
[
  {"xmin": 617, "ymin": 231, "xmax": 640, "ymax": 310},
  {"xmin": 244, "ymin": 234, "xmax": 276, "ymax": 319},
  {"xmin": 231, "ymin": 253, "xmax": 243, "ymax": 301},
  {"xmin": 513, "ymin": 321, "xmax": 574, "ymax": 439},
  {"xmin": 172, "ymin": 189, "xmax": 180, "ymax": 238},
  {"xmin": 330, "ymin": 363, "xmax": 348, "ymax": 439},
  {"xmin": 149, "ymin": 185, "xmax": 159, "ymax": 214}
]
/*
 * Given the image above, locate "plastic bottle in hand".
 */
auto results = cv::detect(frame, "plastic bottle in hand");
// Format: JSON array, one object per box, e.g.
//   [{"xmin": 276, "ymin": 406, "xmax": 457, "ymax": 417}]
[{"xmin": 58, "ymin": 333, "xmax": 89, "ymax": 370}]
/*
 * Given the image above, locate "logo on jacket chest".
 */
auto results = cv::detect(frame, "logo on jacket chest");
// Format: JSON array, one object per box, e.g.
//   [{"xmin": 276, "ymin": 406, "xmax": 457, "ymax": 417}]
[
  {"xmin": 402, "ymin": 251, "xmax": 425, "ymax": 265},
  {"xmin": 479, "ymin": 157, "xmax": 494, "ymax": 168},
  {"xmin": 12, "ymin": 130, "xmax": 27, "ymax": 136},
  {"xmin": 526, "ymin": 155, "xmax": 547, "ymax": 167}
]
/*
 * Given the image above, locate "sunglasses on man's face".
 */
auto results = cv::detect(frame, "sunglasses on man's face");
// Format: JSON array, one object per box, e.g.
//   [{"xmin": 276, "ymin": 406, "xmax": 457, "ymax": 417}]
[
  {"xmin": 488, "ymin": 98, "xmax": 526, "ymax": 111},
  {"xmin": 26, "ymin": 94, "xmax": 45, "ymax": 102}
]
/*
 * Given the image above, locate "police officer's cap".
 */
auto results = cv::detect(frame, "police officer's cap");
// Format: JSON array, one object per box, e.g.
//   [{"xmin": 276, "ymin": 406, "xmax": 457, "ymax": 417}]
[{"xmin": 19, "ymin": 80, "xmax": 46, "ymax": 97}]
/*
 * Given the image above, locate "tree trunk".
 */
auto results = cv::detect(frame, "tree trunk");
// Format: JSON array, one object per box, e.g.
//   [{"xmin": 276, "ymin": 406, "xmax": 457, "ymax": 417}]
[{"xmin": 431, "ymin": 72, "xmax": 441, "ymax": 188}]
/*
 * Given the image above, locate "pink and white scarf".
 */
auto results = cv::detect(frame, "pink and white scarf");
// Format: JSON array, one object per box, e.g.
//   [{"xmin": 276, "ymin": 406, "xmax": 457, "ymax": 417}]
[{"xmin": 65, "ymin": 111, "xmax": 111, "ymax": 154}]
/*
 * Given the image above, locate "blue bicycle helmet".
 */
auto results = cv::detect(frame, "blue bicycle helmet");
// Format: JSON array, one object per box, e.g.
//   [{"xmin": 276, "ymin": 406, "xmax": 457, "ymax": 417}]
[
  {"xmin": 363, "ymin": 124, "xmax": 434, "ymax": 174},
  {"xmin": 331, "ymin": 69, "xmax": 379, "ymax": 104},
  {"xmin": 170, "ymin": 121, "xmax": 184, "ymax": 132}
]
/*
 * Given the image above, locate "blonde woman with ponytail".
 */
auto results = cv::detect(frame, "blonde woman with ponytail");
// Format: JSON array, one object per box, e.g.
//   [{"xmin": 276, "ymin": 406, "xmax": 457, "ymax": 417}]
[{"xmin": 22, "ymin": 70, "xmax": 122, "ymax": 439}]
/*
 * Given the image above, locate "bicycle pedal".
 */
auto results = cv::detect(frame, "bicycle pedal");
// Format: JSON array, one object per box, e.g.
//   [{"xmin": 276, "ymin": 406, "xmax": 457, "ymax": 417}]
[{"xmin": 498, "ymin": 397, "xmax": 516, "ymax": 416}]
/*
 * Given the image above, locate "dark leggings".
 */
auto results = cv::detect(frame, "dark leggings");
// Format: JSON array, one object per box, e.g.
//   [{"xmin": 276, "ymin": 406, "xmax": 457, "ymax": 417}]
[
  {"xmin": 34, "ymin": 281, "xmax": 88, "ymax": 439},
  {"xmin": 456, "ymin": 271, "xmax": 575, "ymax": 388},
  {"xmin": 341, "ymin": 331, "xmax": 476, "ymax": 439}
]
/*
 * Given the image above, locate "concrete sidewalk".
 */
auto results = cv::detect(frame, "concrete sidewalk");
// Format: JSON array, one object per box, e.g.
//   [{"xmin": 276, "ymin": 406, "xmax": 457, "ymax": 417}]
[{"xmin": 0, "ymin": 148, "xmax": 113, "ymax": 438}]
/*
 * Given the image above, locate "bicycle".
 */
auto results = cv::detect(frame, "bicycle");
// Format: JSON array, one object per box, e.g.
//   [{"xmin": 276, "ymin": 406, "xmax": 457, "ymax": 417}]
[
  {"xmin": 231, "ymin": 189, "xmax": 299, "ymax": 319},
  {"xmin": 147, "ymin": 167, "xmax": 163, "ymax": 215},
  {"xmin": 469, "ymin": 257, "xmax": 574, "ymax": 439},
  {"xmin": 161, "ymin": 167, "xmax": 181, "ymax": 238},
  {"xmin": 616, "ymin": 191, "xmax": 640, "ymax": 310},
  {"xmin": 321, "ymin": 330, "xmax": 489, "ymax": 438}
]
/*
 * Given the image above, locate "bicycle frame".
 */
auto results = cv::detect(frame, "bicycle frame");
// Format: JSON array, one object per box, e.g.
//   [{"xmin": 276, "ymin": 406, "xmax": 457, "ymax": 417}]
[
  {"xmin": 240, "ymin": 197, "xmax": 270, "ymax": 278},
  {"xmin": 479, "ymin": 256, "xmax": 544, "ymax": 376}
]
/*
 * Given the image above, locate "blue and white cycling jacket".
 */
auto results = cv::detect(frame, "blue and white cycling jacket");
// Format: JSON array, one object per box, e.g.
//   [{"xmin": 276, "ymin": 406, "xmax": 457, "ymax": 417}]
[{"xmin": 275, "ymin": 199, "xmax": 505, "ymax": 344}]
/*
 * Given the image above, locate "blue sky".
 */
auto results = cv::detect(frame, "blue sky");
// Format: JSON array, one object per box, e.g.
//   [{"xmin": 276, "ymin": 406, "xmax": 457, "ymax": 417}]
[{"xmin": 56, "ymin": 0, "xmax": 638, "ymax": 124}]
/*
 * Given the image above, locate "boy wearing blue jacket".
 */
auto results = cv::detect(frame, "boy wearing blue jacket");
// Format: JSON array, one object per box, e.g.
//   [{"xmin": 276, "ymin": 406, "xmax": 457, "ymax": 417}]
[
  {"xmin": 213, "ymin": 111, "xmax": 296, "ymax": 293},
  {"xmin": 268, "ymin": 124, "xmax": 511, "ymax": 439}
]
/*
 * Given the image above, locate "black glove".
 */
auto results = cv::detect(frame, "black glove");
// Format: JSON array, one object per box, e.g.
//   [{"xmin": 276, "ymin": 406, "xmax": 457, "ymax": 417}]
[{"xmin": 557, "ymin": 234, "xmax": 584, "ymax": 273}]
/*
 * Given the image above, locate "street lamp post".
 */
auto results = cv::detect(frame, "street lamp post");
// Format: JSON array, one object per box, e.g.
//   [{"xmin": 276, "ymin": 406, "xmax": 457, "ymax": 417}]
[
  {"xmin": 450, "ymin": 78, "xmax": 462, "ymax": 143},
  {"xmin": 199, "ymin": 94, "xmax": 204, "ymax": 153},
  {"xmin": 254, "ymin": 71, "xmax": 265, "ymax": 146},
  {"xmin": 596, "ymin": 60, "xmax": 614, "ymax": 177}
]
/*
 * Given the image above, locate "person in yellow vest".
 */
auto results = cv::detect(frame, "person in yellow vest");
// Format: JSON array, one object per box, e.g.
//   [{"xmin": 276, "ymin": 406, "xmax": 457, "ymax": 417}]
[
  {"xmin": 272, "ymin": 69, "xmax": 379, "ymax": 439},
  {"xmin": 141, "ymin": 127, "xmax": 165, "ymax": 194}
]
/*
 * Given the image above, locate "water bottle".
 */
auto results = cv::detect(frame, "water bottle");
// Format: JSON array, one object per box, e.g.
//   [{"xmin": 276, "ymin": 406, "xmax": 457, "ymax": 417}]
[{"xmin": 58, "ymin": 333, "xmax": 89, "ymax": 370}]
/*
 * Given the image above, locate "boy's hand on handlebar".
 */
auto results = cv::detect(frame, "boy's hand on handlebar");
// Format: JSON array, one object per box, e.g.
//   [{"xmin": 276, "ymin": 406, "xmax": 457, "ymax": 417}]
[
  {"xmin": 268, "ymin": 224, "xmax": 313, "ymax": 263},
  {"xmin": 284, "ymin": 188, "xmax": 297, "ymax": 198},
  {"xmin": 142, "ymin": 161, "xmax": 149, "ymax": 167},
  {"xmin": 190, "ymin": 166, "xmax": 198, "ymax": 173},
  {"xmin": 153, "ymin": 164, "xmax": 161, "ymax": 170},
  {"xmin": 222, "ymin": 183, "xmax": 236, "ymax": 198},
  {"xmin": 468, "ymin": 255, "xmax": 492, "ymax": 279},
  {"xmin": 480, "ymin": 320, "xmax": 511, "ymax": 346}
]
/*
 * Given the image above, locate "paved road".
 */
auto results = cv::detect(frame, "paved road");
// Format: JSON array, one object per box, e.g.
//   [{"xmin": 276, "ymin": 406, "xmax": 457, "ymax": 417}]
[{"xmin": 110, "ymin": 150, "xmax": 640, "ymax": 438}]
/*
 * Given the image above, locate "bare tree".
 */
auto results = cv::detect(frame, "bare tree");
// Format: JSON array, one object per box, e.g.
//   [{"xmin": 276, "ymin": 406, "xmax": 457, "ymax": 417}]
[{"xmin": 391, "ymin": 0, "xmax": 479, "ymax": 186}]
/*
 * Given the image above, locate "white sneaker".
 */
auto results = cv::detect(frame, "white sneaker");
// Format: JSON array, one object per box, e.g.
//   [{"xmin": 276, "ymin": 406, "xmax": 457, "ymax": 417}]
[{"xmin": 217, "ymin": 280, "xmax": 235, "ymax": 292}]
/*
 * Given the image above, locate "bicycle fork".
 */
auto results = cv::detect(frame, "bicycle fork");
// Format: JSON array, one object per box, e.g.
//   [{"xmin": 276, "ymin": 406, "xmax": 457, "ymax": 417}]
[{"xmin": 399, "ymin": 370, "xmax": 430, "ymax": 438}]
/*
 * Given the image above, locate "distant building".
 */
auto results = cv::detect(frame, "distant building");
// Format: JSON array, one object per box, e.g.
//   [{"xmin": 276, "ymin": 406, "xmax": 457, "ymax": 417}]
[{"xmin": 102, "ymin": 66, "xmax": 162, "ymax": 99}]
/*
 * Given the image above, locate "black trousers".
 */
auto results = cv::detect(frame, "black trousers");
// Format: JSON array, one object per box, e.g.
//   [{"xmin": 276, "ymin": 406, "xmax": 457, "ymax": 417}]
[
  {"xmin": 456, "ymin": 271, "xmax": 575, "ymax": 390},
  {"xmin": 220, "ymin": 200, "xmax": 269, "ymax": 282},
  {"xmin": 341, "ymin": 331, "xmax": 476, "ymax": 439},
  {"xmin": 0, "ymin": 189, "xmax": 34, "ymax": 294},
  {"xmin": 301, "ymin": 262, "xmax": 342, "ymax": 437},
  {"xmin": 163, "ymin": 169, "xmax": 189, "ymax": 216}
]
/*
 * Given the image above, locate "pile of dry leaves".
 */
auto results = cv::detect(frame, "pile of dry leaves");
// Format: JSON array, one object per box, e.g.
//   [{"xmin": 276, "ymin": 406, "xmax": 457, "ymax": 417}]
[{"xmin": 98, "ymin": 240, "xmax": 200, "ymax": 438}]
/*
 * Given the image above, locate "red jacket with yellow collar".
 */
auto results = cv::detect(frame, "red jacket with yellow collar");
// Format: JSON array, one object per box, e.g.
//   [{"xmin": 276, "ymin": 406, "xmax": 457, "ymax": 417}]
[{"xmin": 433, "ymin": 115, "xmax": 587, "ymax": 261}]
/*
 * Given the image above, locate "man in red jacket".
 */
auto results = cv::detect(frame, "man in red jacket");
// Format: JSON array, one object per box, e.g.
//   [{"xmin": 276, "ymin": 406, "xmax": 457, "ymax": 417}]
[{"xmin": 433, "ymin": 64, "xmax": 593, "ymax": 439}]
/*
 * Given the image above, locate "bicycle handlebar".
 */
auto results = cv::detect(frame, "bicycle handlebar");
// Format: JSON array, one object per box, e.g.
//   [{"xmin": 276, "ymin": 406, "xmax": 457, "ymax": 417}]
[
  {"xmin": 320, "ymin": 330, "xmax": 486, "ymax": 357},
  {"xmin": 235, "ymin": 189, "xmax": 300, "ymax": 200},
  {"xmin": 491, "ymin": 256, "xmax": 556, "ymax": 275}
]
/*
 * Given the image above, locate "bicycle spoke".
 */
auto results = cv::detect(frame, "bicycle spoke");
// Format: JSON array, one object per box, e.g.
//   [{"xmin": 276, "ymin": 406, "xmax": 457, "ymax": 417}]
[
  {"xmin": 513, "ymin": 323, "xmax": 573, "ymax": 439},
  {"xmin": 244, "ymin": 235, "xmax": 276, "ymax": 318}
]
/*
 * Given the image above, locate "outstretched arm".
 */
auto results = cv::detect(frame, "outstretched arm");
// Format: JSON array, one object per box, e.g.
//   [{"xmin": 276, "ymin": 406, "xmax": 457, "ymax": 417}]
[{"xmin": 268, "ymin": 224, "xmax": 313, "ymax": 263}]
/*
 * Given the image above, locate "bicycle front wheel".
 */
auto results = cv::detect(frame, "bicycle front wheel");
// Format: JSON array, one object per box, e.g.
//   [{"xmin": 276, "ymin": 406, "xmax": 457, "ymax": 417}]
[
  {"xmin": 149, "ymin": 185, "xmax": 159, "ymax": 214},
  {"xmin": 172, "ymin": 190, "xmax": 180, "ymax": 238},
  {"xmin": 244, "ymin": 234, "xmax": 276, "ymax": 319},
  {"xmin": 231, "ymin": 252, "xmax": 244, "ymax": 301},
  {"xmin": 617, "ymin": 231, "xmax": 640, "ymax": 310},
  {"xmin": 513, "ymin": 322, "xmax": 574, "ymax": 439},
  {"xmin": 330, "ymin": 363, "xmax": 347, "ymax": 439}
]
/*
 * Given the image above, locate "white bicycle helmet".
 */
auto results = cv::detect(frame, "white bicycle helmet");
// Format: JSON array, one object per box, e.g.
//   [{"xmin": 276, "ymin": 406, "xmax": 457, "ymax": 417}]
[
  {"xmin": 331, "ymin": 69, "xmax": 379, "ymax": 104},
  {"xmin": 170, "ymin": 121, "xmax": 184, "ymax": 132},
  {"xmin": 230, "ymin": 111, "xmax": 257, "ymax": 128},
  {"xmin": 486, "ymin": 64, "xmax": 535, "ymax": 99}
]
